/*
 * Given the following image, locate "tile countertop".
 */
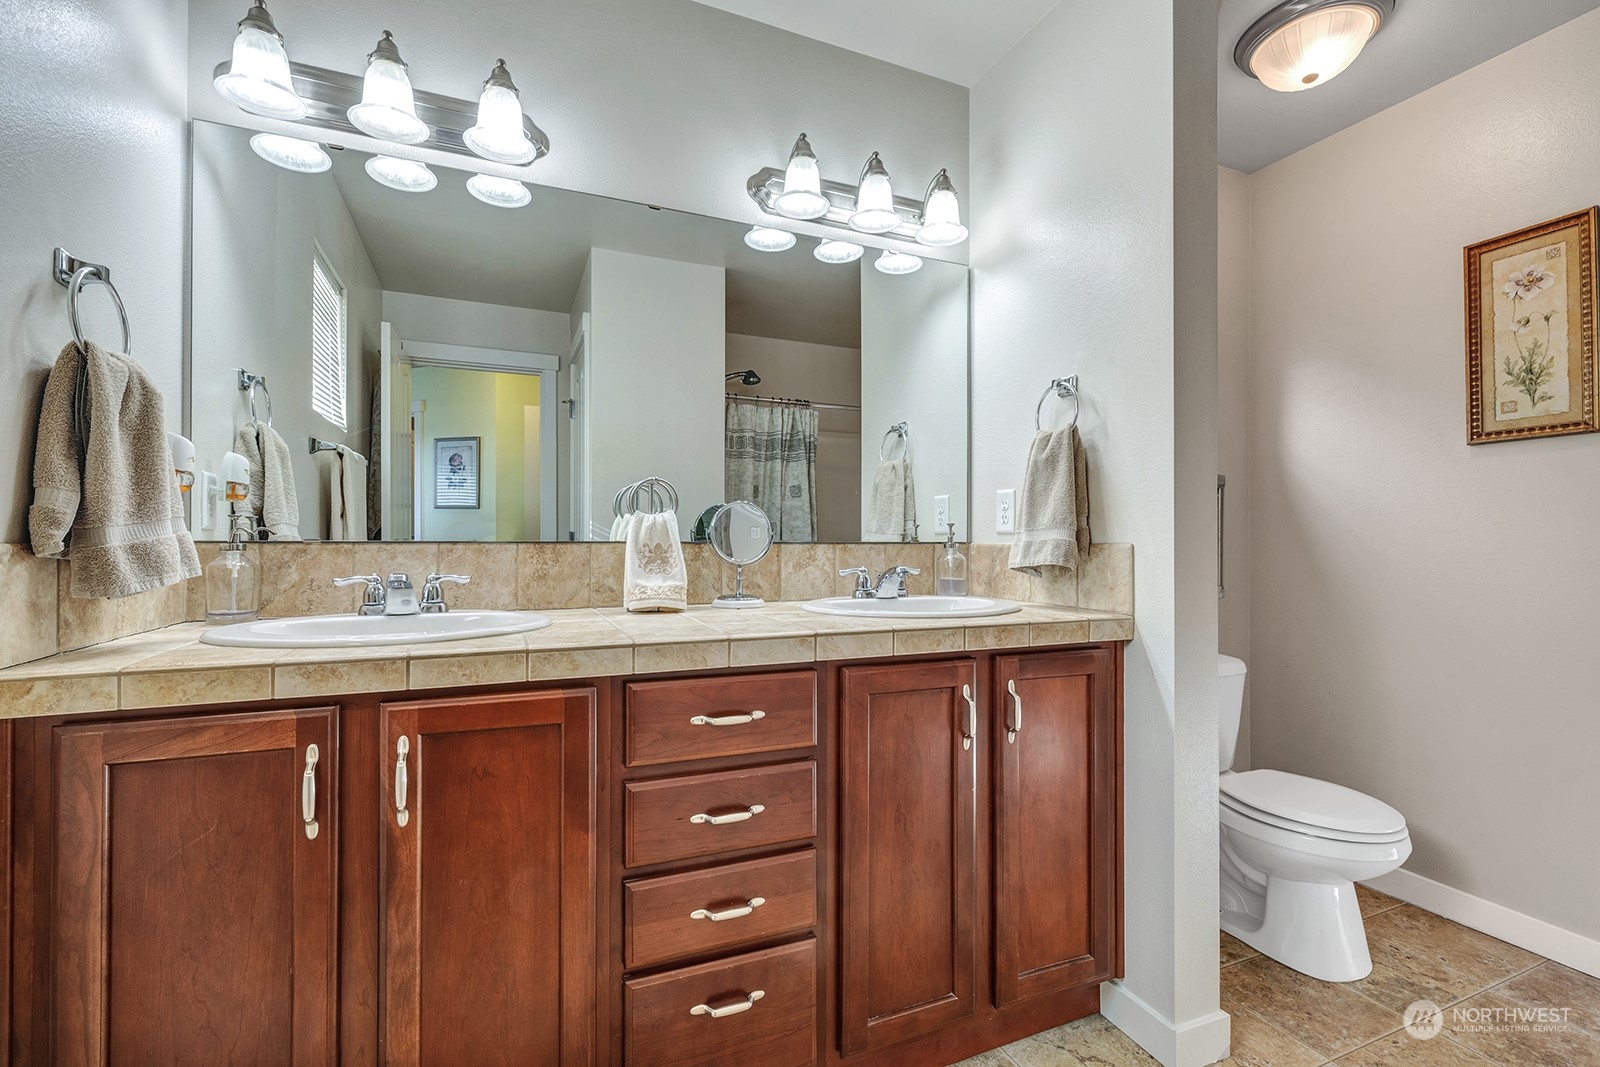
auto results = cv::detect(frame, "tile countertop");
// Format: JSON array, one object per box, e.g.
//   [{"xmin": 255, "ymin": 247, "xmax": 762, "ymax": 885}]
[{"xmin": 0, "ymin": 602, "xmax": 1134, "ymax": 719}]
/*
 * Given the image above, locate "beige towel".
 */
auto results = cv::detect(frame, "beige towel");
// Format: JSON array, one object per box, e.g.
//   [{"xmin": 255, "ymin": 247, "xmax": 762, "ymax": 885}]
[
  {"xmin": 329, "ymin": 446, "xmax": 368, "ymax": 542},
  {"xmin": 234, "ymin": 420, "xmax": 300, "ymax": 541},
  {"xmin": 28, "ymin": 341, "xmax": 201, "ymax": 598},
  {"xmin": 624, "ymin": 511, "xmax": 687, "ymax": 612},
  {"xmin": 866, "ymin": 458, "xmax": 916, "ymax": 541},
  {"xmin": 1009, "ymin": 425, "xmax": 1091, "ymax": 577}
]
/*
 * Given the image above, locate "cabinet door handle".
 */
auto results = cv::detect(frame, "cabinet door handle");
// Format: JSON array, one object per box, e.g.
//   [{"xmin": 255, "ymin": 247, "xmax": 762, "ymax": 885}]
[
  {"xmin": 690, "ymin": 896, "xmax": 766, "ymax": 922},
  {"xmin": 301, "ymin": 743, "xmax": 320, "ymax": 840},
  {"xmin": 960, "ymin": 684, "xmax": 977, "ymax": 751},
  {"xmin": 395, "ymin": 735, "xmax": 411, "ymax": 828},
  {"xmin": 1006, "ymin": 679, "xmax": 1022, "ymax": 744},
  {"xmin": 689, "ymin": 710, "xmax": 766, "ymax": 727},
  {"xmin": 690, "ymin": 804, "xmax": 765, "ymax": 826},
  {"xmin": 690, "ymin": 990, "xmax": 765, "ymax": 1018}
]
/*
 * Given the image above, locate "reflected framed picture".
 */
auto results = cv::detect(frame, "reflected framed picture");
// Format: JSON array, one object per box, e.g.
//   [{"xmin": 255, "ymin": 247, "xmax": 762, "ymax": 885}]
[
  {"xmin": 433, "ymin": 436, "xmax": 480, "ymax": 509},
  {"xmin": 1465, "ymin": 207, "xmax": 1599, "ymax": 444}
]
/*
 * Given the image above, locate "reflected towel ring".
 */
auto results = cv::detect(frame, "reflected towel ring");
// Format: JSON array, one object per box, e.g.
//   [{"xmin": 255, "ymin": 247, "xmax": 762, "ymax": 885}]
[
  {"xmin": 1035, "ymin": 376, "xmax": 1080, "ymax": 431},
  {"xmin": 879, "ymin": 422, "xmax": 910, "ymax": 461},
  {"xmin": 628, "ymin": 477, "xmax": 679, "ymax": 515},
  {"xmin": 66, "ymin": 265, "xmax": 131, "ymax": 357},
  {"xmin": 238, "ymin": 370, "xmax": 273, "ymax": 427}
]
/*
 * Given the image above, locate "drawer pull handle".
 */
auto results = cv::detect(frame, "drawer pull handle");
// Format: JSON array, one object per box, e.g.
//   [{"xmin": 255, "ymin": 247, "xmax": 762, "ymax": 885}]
[
  {"xmin": 689, "ymin": 710, "xmax": 766, "ymax": 727},
  {"xmin": 1006, "ymin": 679, "xmax": 1022, "ymax": 744},
  {"xmin": 690, "ymin": 896, "xmax": 767, "ymax": 922},
  {"xmin": 690, "ymin": 804, "xmax": 765, "ymax": 826},
  {"xmin": 961, "ymin": 683, "xmax": 977, "ymax": 751},
  {"xmin": 690, "ymin": 990, "xmax": 765, "ymax": 1019},
  {"xmin": 301, "ymin": 743, "xmax": 320, "ymax": 841},
  {"xmin": 395, "ymin": 735, "xmax": 411, "ymax": 828}
]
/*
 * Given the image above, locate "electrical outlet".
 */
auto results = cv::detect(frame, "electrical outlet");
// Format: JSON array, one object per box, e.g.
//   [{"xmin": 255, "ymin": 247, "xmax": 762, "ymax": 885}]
[
  {"xmin": 996, "ymin": 488, "xmax": 1017, "ymax": 534},
  {"xmin": 933, "ymin": 494, "xmax": 950, "ymax": 531}
]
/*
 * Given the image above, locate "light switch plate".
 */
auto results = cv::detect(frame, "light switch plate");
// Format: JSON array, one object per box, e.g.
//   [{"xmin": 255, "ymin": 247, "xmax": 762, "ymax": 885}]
[
  {"xmin": 933, "ymin": 494, "xmax": 950, "ymax": 531},
  {"xmin": 996, "ymin": 488, "xmax": 1016, "ymax": 534}
]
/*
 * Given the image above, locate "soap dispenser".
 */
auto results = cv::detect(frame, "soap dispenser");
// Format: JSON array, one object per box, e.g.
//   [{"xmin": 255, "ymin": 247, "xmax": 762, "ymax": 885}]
[
  {"xmin": 205, "ymin": 512, "xmax": 261, "ymax": 624},
  {"xmin": 936, "ymin": 522, "xmax": 967, "ymax": 596}
]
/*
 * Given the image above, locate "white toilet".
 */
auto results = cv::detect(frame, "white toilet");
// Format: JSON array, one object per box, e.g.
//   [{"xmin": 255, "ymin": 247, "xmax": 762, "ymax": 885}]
[{"xmin": 1216, "ymin": 655, "xmax": 1411, "ymax": 982}]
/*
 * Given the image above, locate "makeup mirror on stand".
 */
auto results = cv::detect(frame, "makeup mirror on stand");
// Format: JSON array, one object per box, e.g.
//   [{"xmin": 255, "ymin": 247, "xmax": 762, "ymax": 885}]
[{"xmin": 708, "ymin": 501, "xmax": 774, "ymax": 608}]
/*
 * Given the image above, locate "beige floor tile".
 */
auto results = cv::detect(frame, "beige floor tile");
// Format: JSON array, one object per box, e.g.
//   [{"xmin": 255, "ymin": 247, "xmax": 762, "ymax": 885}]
[
  {"xmin": 1222, "ymin": 931, "xmax": 1261, "ymax": 967},
  {"xmin": 1220, "ymin": 1006, "xmax": 1329, "ymax": 1066},
  {"xmin": 1442, "ymin": 988, "xmax": 1600, "ymax": 1067},
  {"xmin": 946, "ymin": 1050, "xmax": 1015, "ymax": 1067},
  {"xmin": 1221, "ymin": 955, "xmax": 1402, "ymax": 1059},
  {"xmin": 1363, "ymin": 907, "xmax": 1543, "ymax": 989},
  {"xmin": 1004, "ymin": 1013, "xmax": 1160, "ymax": 1066},
  {"xmin": 1356, "ymin": 884, "xmax": 1404, "ymax": 918},
  {"xmin": 1494, "ymin": 961, "xmax": 1600, "ymax": 1039},
  {"xmin": 1332, "ymin": 1031, "xmax": 1494, "ymax": 1066},
  {"xmin": 1348, "ymin": 932, "xmax": 1494, "ymax": 1014}
]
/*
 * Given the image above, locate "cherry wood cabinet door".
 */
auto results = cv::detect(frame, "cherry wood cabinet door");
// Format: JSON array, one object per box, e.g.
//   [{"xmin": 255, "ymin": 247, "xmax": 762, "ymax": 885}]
[
  {"xmin": 52, "ymin": 708, "xmax": 336, "ymax": 1066},
  {"xmin": 993, "ymin": 649, "xmax": 1117, "ymax": 1005},
  {"xmin": 838, "ymin": 660, "xmax": 978, "ymax": 1056},
  {"xmin": 380, "ymin": 689, "xmax": 596, "ymax": 1067}
]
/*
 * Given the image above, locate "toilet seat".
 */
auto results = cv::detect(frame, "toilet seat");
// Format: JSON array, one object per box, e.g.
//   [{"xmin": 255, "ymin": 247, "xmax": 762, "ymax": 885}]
[
  {"xmin": 1220, "ymin": 793, "xmax": 1412, "ymax": 844},
  {"xmin": 1220, "ymin": 769, "xmax": 1407, "ymax": 842}
]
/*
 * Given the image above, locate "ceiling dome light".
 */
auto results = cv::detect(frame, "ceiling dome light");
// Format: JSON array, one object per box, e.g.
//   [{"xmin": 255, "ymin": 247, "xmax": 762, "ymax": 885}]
[
  {"xmin": 348, "ymin": 31, "xmax": 430, "ymax": 144},
  {"xmin": 466, "ymin": 173, "xmax": 532, "ymax": 208},
  {"xmin": 916, "ymin": 169, "xmax": 968, "ymax": 247},
  {"xmin": 249, "ymin": 133, "xmax": 331, "ymax": 173},
  {"xmin": 814, "ymin": 239, "xmax": 864, "ymax": 264},
  {"xmin": 874, "ymin": 250, "xmax": 922, "ymax": 275},
  {"xmin": 773, "ymin": 133, "xmax": 829, "ymax": 220},
  {"xmin": 365, "ymin": 155, "xmax": 437, "ymax": 193},
  {"xmin": 463, "ymin": 59, "xmax": 538, "ymax": 165},
  {"xmin": 850, "ymin": 152, "xmax": 901, "ymax": 234},
  {"xmin": 213, "ymin": 2, "xmax": 308, "ymax": 120},
  {"xmin": 745, "ymin": 226, "xmax": 796, "ymax": 252},
  {"xmin": 1234, "ymin": 0, "xmax": 1393, "ymax": 93}
]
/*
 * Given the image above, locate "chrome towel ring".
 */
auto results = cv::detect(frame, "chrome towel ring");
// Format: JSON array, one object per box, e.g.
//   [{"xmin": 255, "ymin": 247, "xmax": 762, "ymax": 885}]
[
  {"xmin": 238, "ymin": 369, "xmax": 273, "ymax": 427},
  {"xmin": 879, "ymin": 422, "xmax": 910, "ymax": 461},
  {"xmin": 1035, "ymin": 375, "xmax": 1080, "ymax": 431},
  {"xmin": 628, "ymin": 476, "xmax": 679, "ymax": 515},
  {"xmin": 52, "ymin": 248, "xmax": 131, "ymax": 356}
]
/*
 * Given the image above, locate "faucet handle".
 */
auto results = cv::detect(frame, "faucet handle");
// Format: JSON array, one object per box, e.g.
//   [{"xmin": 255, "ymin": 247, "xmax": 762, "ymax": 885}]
[
  {"xmin": 425, "ymin": 573, "xmax": 471, "ymax": 586},
  {"xmin": 333, "ymin": 573, "xmax": 383, "ymax": 590},
  {"xmin": 333, "ymin": 574, "xmax": 386, "ymax": 616},
  {"xmin": 839, "ymin": 566, "xmax": 873, "ymax": 598},
  {"xmin": 419, "ymin": 573, "xmax": 471, "ymax": 614}
]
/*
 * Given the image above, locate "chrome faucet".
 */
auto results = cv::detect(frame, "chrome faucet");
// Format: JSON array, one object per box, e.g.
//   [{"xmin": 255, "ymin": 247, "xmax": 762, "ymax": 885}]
[
  {"xmin": 839, "ymin": 567, "xmax": 874, "ymax": 598},
  {"xmin": 332, "ymin": 574, "xmax": 387, "ymax": 616},
  {"xmin": 419, "ymin": 573, "xmax": 471, "ymax": 613},
  {"xmin": 874, "ymin": 566, "xmax": 920, "ymax": 599},
  {"xmin": 384, "ymin": 573, "xmax": 419, "ymax": 616}
]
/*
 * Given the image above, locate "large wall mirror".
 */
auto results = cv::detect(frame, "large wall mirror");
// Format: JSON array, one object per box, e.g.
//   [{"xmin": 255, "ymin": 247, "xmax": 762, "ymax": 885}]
[{"xmin": 188, "ymin": 120, "xmax": 969, "ymax": 543}]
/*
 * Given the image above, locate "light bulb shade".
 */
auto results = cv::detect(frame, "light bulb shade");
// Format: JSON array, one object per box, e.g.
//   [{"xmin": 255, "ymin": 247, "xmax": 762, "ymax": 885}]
[
  {"xmin": 850, "ymin": 152, "xmax": 900, "ymax": 234},
  {"xmin": 466, "ymin": 173, "xmax": 532, "ymax": 208},
  {"xmin": 744, "ymin": 226, "xmax": 796, "ymax": 252},
  {"xmin": 917, "ymin": 169, "xmax": 968, "ymax": 247},
  {"xmin": 214, "ymin": 10, "xmax": 307, "ymax": 120},
  {"xmin": 250, "ymin": 133, "xmax": 331, "ymax": 173},
  {"xmin": 874, "ymin": 250, "xmax": 923, "ymax": 275},
  {"xmin": 464, "ymin": 61, "xmax": 538, "ymax": 164},
  {"xmin": 773, "ymin": 133, "xmax": 829, "ymax": 220},
  {"xmin": 365, "ymin": 155, "xmax": 437, "ymax": 192},
  {"xmin": 814, "ymin": 239, "xmax": 864, "ymax": 264},
  {"xmin": 1237, "ymin": 0, "xmax": 1389, "ymax": 93},
  {"xmin": 348, "ymin": 32, "xmax": 430, "ymax": 143}
]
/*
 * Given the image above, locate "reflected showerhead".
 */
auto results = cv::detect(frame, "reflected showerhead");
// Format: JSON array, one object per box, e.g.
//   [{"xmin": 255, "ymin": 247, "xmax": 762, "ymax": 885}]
[{"xmin": 726, "ymin": 370, "xmax": 761, "ymax": 386}]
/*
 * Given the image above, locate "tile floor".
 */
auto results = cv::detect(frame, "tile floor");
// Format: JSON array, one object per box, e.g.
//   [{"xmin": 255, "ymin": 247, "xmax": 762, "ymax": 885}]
[{"xmin": 949, "ymin": 885, "xmax": 1600, "ymax": 1066}]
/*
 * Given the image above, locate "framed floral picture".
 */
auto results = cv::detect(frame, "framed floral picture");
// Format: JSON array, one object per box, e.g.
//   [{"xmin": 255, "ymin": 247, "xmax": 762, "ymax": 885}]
[
  {"xmin": 1465, "ymin": 207, "xmax": 1599, "ymax": 444},
  {"xmin": 433, "ymin": 436, "xmax": 480, "ymax": 509}
]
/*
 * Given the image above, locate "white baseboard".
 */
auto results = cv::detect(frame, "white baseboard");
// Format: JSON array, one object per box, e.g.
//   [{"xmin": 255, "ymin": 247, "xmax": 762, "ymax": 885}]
[
  {"xmin": 1366, "ymin": 868, "xmax": 1600, "ymax": 979},
  {"xmin": 1100, "ymin": 980, "xmax": 1232, "ymax": 1067}
]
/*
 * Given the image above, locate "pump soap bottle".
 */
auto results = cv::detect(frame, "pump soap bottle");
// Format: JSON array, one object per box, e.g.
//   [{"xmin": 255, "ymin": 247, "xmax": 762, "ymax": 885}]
[
  {"xmin": 936, "ymin": 522, "xmax": 967, "ymax": 596},
  {"xmin": 206, "ymin": 511, "xmax": 261, "ymax": 623}
]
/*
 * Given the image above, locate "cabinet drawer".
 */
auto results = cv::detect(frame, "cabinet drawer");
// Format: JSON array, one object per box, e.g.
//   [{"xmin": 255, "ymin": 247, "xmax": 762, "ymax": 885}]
[
  {"xmin": 625, "ymin": 761, "xmax": 817, "ymax": 868},
  {"xmin": 625, "ymin": 850, "xmax": 817, "ymax": 969},
  {"xmin": 624, "ymin": 939, "xmax": 818, "ymax": 1067},
  {"xmin": 626, "ymin": 672, "xmax": 818, "ymax": 767}
]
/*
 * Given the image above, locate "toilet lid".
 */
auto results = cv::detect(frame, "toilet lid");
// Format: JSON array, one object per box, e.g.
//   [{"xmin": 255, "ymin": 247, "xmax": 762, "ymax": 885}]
[{"xmin": 1219, "ymin": 769, "xmax": 1406, "ymax": 836}]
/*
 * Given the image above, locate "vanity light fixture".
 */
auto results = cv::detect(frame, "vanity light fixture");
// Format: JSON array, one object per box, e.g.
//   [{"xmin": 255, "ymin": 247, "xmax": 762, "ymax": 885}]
[
  {"xmin": 1234, "ymin": 0, "xmax": 1394, "ymax": 92},
  {"xmin": 915, "ymin": 169, "xmax": 968, "ymax": 247},
  {"xmin": 365, "ymin": 155, "xmax": 438, "ymax": 192},
  {"xmin": 849, "ymin": 152, "xmax": 901, "ymax": 235},
  {"xmin": 348, "ymin": 31, "xmax": 431, "ymax": 144},
  {"xmin": 213, "ymin": 2, "xmax": 309, "ymax": 120},
  {"xmin": 464, "ymin": 60, "xmax": 539, "ymax": 165},
  {"xmin": 813, "ymin": 239, "xmax": 864, "ymax": 264},
  {"xmin": 466, "ymin": 173, "xmax": 532, "ymax": 208},
  {"xmin": 748, "ymin": 149, "xmax": 964, "ymax": 245},
  {"xmin": 772, "ymin": 133, "xmax": 829, "ymax": 220},
  {"xmin": 249, "ymin": 133, "xmax": 331, "ymax": 173},
  {"xmin": 744, "ymin": 226, "xmax": 797, "ymax": 252},
  {"xmin": 874, "ymin": 250, "xmax": 923, "ymax": 275}
]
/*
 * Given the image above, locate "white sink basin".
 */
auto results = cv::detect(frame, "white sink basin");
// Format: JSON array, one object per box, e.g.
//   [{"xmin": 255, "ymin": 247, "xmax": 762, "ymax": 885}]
[
  {"xmin": 801, "ymin": 596, "xmax": 1021, "ymax": 619},
  {"xmin": 200, "ymin": 610, "xmax": 553, "ymax": 649}
]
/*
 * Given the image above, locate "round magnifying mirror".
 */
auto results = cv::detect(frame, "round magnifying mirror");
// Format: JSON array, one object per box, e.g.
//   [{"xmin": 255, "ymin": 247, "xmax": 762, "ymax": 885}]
[{"xmin": 707, "ymin": 501, "xmax": 774, "ymax": 609}]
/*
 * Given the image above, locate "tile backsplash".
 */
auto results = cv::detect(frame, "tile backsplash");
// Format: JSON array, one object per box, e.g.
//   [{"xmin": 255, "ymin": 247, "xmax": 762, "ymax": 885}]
[{"xmin": 1, "ymin": 539, "xmax": 1132, "ymax": 670}]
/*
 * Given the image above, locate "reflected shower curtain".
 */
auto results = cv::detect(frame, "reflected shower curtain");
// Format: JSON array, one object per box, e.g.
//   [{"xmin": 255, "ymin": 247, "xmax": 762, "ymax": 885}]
[{"xmin": 725, "ymin": 398, "xmax": 818, "ymax": 542}]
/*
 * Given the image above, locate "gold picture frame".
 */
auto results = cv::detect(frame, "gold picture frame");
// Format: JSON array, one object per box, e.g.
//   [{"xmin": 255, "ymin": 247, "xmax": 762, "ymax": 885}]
[{"xmin": 1465, "ymin": 207, "xmax": 1599, "ymax": 444}]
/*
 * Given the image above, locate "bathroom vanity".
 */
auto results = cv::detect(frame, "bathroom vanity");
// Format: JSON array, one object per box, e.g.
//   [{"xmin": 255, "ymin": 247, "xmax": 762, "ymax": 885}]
[{"xmin": 0, "ymin": 608, "xmax": 1125, "ymax": 1066}]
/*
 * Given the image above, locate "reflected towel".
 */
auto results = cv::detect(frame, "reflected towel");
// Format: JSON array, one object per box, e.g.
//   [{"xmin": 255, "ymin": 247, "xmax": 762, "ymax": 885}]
[
  {"xmin": 329, "ymin": 446, "xmax": 368, "ymax": 542},
  {"xmin": 1009, "ymin": 425, "xmax": 1090, "ymax": 577},
  {"xmin": 234, "ymin": 420, "xmax": 300, "ymax": 541},
  {"xmin": 624, "ymin": 511, "xmax": 687, "ymax": 612},
  {"xmin": 866, "ymin": 458, "xmax": 916, "ymax": 541}
]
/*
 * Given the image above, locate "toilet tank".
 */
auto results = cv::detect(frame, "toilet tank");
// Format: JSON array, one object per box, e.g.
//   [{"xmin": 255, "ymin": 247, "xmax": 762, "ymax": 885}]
[{"xmin": 1217, "ymin": 655, "xmax": 1247, "ymax": 772}]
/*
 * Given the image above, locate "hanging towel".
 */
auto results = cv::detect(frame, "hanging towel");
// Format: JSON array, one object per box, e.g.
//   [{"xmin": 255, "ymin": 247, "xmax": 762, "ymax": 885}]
[
  {"xmin": 28, "ymin": 341, "xmax": 201, "ymax": 598},
  {"xmin": 328, "ymin": 446, "xmax": 368, "ymax": 542},
  {"xmin": 623, "ymin": 510, "xmax": 688, "ymax": 612},
  {"xmin": 866, "ymin": 458, "xmax": 916, "ymax": 542},
  {"xmin": 1009, "ymin": 425, "xmax": 1091, "ymax": 577},
  {"xmin": 234, "ymin": 420, "xmax": 301, "ymax": 541},
  {"xmin": 610, "ymin": 511, "xmax": 629, "ymax": 542}
]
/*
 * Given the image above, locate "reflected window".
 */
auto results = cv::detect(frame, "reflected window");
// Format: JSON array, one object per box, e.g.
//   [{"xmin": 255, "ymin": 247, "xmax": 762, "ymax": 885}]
[{"xmin": 310, "ymin": 249, "xmax": 348, "ymax": 430}]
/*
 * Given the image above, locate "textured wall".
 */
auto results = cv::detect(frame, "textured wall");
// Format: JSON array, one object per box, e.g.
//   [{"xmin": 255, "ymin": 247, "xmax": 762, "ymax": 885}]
[{"xmin": 1217, "ymin": 165, "xmax": 1252, "ymax": 768}]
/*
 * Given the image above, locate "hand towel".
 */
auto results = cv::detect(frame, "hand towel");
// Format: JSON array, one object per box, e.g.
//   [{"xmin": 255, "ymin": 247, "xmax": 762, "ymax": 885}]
[
  {"xmin": 610, "ymin": 512, "xmax": 629, "ymax": 542},
  {"xmin": 866, "ymin": 458, "xmax": 916, "ymax": 541},
  {"xmin": 623, "ymin": 510, "xmax": 688, "ymax": 612},
  {"xmin": 1009, "ymin": 425, "xmax": 1091, "ymax": 577},
  {"xmin": 234, "ymin": 420, "xmax": 301, "ymax": 541},
  {"xmin": 28, "ymin": 341, "xmax": 202, "ymax": 598},
  {"xmin": 328, "ymin": 446, "xmax": 368, "ymax": 542}
]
